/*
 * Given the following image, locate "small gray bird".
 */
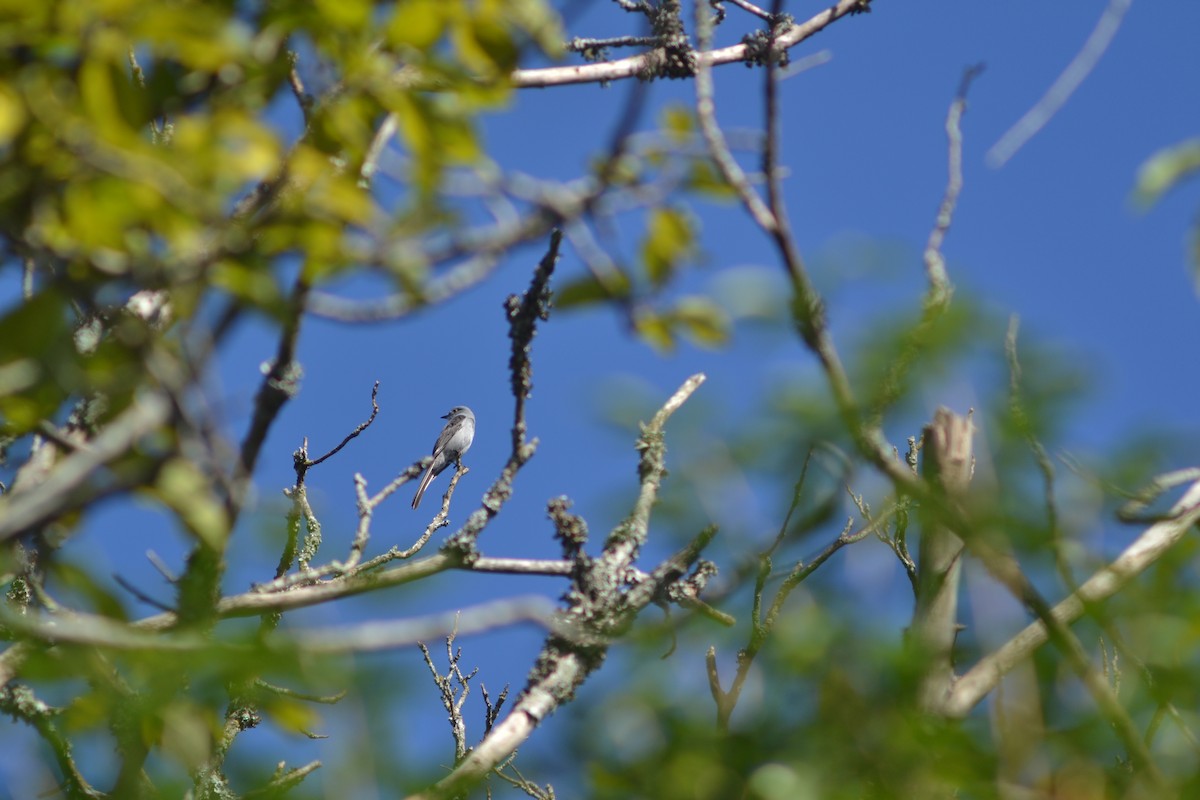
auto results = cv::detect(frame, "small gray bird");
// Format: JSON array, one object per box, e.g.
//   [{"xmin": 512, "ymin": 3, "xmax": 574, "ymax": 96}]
[{"xmin": 411, "ymin": 406, "xmax": 475, "ymax": 509}]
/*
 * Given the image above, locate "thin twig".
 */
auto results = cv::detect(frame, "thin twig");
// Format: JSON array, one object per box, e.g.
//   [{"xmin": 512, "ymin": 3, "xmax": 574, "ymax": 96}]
[
  {"xmin": 987, "ymin": 0, "xmax": 1132, "ymax": 167},
  {"xmin": 305, "ymin": 381, "xmax": 381, "ymax": 471},
  {"xmin": 925, "ymin": 65, "xmax": 984, "ymax": 304}
]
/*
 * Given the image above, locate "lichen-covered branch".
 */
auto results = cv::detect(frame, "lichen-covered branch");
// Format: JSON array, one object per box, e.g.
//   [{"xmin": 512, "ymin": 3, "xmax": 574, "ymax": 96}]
[{"xmin": 407, "ymin": 374, "xmax": 710, "ymax": 800}]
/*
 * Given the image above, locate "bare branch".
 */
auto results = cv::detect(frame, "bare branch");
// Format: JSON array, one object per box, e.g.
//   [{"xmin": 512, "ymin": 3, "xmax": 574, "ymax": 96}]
[
  {"xmin": 963, "ymin": 536, "xmax": 1168, "ymax": 790},
  {"xmin": 945, "ymin": 476, "xmax": 1200, "ymax": 718},
  {"xmin": 304, "ymin": 381, "xmax": 381, "ymax": 471},
  {"xmin": 911, "ymin": 408, "xmax": 972, "ymax": 713},
  {"xmin": 510, "ymin": 0, "xmax": 869, "ymax": 88},
  {"xmin": 0, "ymin": 595, "xmax": 560, "ymax": 656},
  {"xmin": 693, "ymin": 1, "xmax": 776, "ymax": 232},
  {"xmin": 297, "ymin": 598, "xmax": 560, "ymax": 654},
  {"xmin": 987, "ymin": 0, "xmax": 1132, "ymax": 167},
  {"xmin": 0, "ymin": 392, "xmax": 171, "ymax": 543},
  {"xmin": 408, "ymin": 376, "xmax": 710, "ymax": 800},
  {"xmin": 442, "ymin": 234, "xmax": 562, "ymax": 552},
  {"xmin": 925, "ymin": 66, "xmax": 984, "ymax": 305}
]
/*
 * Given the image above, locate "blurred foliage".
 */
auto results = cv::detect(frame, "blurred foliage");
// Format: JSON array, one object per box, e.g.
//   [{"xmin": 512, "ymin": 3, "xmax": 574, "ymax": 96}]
[
  {"xmin": 583, "ymin": 228, "xmax": 1200, "ymax": 798},
  {"xmin": 1134, "ymin": 136, "xmax": 1200, "ymax": 294},
  {"xmin": 564, "ymin": 620, "xmax": 1002, "ymax": 800}
]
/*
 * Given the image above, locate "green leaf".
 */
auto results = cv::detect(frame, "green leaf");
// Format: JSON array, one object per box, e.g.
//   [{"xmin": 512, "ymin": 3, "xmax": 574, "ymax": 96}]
[
  {"xmin": 392, "ymin": 92, "xmax": 480, "ymax": 196},
  {"xmin": 633, "ymin": 308, "xmax": 675, "ymax": 353},
  {"xmin": 641, "ymin": 207, "xmax": 697, "ymax": 289},
  {"xmin": 503, "ymin": 0, "xmax": 566, "ymax": 59},
  {"xmin": 387, "ymin": 0, "xmax": 449, "ymax": 51},
  {"xmin": 708, "ymin": 264, "xmax": 788, "ymax": 323},
  {"xmin": 669, "ymin": 295, "xmax": 730, "ymax": 349},
  {"xmin": 264, "ymin": 696, "xmax": 321, "ymax": 735},
  {"xmin": 0, "ymin": 80, "xmax": 27, "ymax": 146},
  {"xmin": 160, "ymin": 701, "xmax": 216, "ymax": 771},
  {"xmin": 455, "ymin": 13, "xmax": 519, "ymax": 76},
  {"xmin": 659, "ymin": 103, "xmax": 694, "ymax": 142},
  {"xmin": 313, "ymin": 0, "xmax": 372, "ymax": 32},
  {"xmin": 0, "ymin": 291, "xmax": 77, "ymax": 432},
  {"xmin": 155, "ymin": 458, "xmax": 230, "ymax": 549},
  {"xmin": 212, "ymin": 259, "xmax": 285, "ymax": 313},
  {"xmin": 1133, "ymin": 138, "xmax": 1200, "ymax": 208},
  {"xmin": 686, "ymin": 159, "xmax": 737, "ymax": 200},
  {"xmin": 555, "ymin": 271, "xmax": 632, "ymax": 310}
]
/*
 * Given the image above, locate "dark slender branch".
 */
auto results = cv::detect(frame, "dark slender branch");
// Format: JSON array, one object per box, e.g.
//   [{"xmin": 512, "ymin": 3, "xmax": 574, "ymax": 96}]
[
  {"xmin": 506, "ymin": 230, "xmax": 560, "ymax": 454},
  {"xmin": 305, "ymin": 381, "xmax": 381, "ymax": 471},
  {"xmin": 709, "ymin": 521, "xmax": 859, "ymax": 728},
  {"xmin": 235, "ymin": 274, "xmax": 310, "ymax": 507},
  {"xmin": 113, "ymin": 574, "xmax": 175, "ymax": 612},
  {"xmin": 442, "ymin": 233, "xmax": 562, "ymax": 553}
]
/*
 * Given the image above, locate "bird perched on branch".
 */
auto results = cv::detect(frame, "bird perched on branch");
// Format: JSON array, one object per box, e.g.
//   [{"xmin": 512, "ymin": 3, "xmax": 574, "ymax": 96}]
[{"xmin": 412, "ymin": 406, "xmax": 475, "ymax": 509}]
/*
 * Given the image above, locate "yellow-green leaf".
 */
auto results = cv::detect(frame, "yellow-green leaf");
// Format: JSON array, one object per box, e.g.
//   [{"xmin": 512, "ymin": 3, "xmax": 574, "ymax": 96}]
[
  {"xmin": 641, "ymin": 207, "xmax": 697, "ymax": 288},
  {"xmin": 670, "ymin": 295, "xmax": 731, "ymax": 349},
  {"xmin": 659, "ymin": 103, "xmax": 694, "ymax": 143},
  {"xmin": 264, "ymin": 696, "xmax": 321, "ymax": 735},
  {"xmin": 313, "ymin": 0, "xmax": 371, "ymax": 32},
  {"xmin": 1133, "ymin": 138, "xmax": 1200, "ymax": 208},
  {"xmin": 633, "ymin": 309, "xmax": 675, "ymax": 353},
  {"xmin": 212, "ymin": 259, "xmax": 284, "ymax": 312},
  {"xmin": 156, "ymin": 458, "xmax": 229, "ymax": 549},
  {"xmin": 0, "ymin": 81, "xmax": 27, "ymax": 145},
  {"xmin": 388, "ymin": 0, "xmax": 448, "ymax": 51},
  {"xmin": 502, "ymin": 0, "xmax": 565, "ymax": 59},
  {"xmin": 160, "ymin": 701, "xmax": 215, "ymax": 771},
  {"xmin": 555, "ymin": 271, "xmax": 632, "ymax": 310},
  {"xmin": 686, "ymin": 159, "xmax": 737, "ymax": 200}
]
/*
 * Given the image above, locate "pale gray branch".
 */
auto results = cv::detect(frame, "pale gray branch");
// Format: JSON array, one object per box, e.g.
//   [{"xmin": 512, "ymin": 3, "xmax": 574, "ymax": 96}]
[
  {"xmin": 0, "ymin": 392, "xmax": 171, "ymax": 542},
  {"xmin": 987, "ymin": 0, "xmax": 1132, "ymax": 167},
  {"xmin": 296, "ymin": 597, "xmax": 560, "ymax": 654},
  {"xmin": 511, "ymin": 0, "xmax": 868, "ymax": 88},
  {"xmin": 944, "ymin": 476, "xmax": 1200, "ymax": 718}
]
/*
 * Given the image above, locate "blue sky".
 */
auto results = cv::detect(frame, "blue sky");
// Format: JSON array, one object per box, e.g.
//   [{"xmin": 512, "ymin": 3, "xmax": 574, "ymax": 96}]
[{"xmin": 5, "ymin": 1, "xmax": 1200, "ymax": 797}]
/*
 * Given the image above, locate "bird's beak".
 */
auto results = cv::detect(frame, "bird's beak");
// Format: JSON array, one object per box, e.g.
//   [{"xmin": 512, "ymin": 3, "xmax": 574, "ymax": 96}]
[{"xmin": 441, "ymin": 412, "xmax": 452, "ymax": 419}]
